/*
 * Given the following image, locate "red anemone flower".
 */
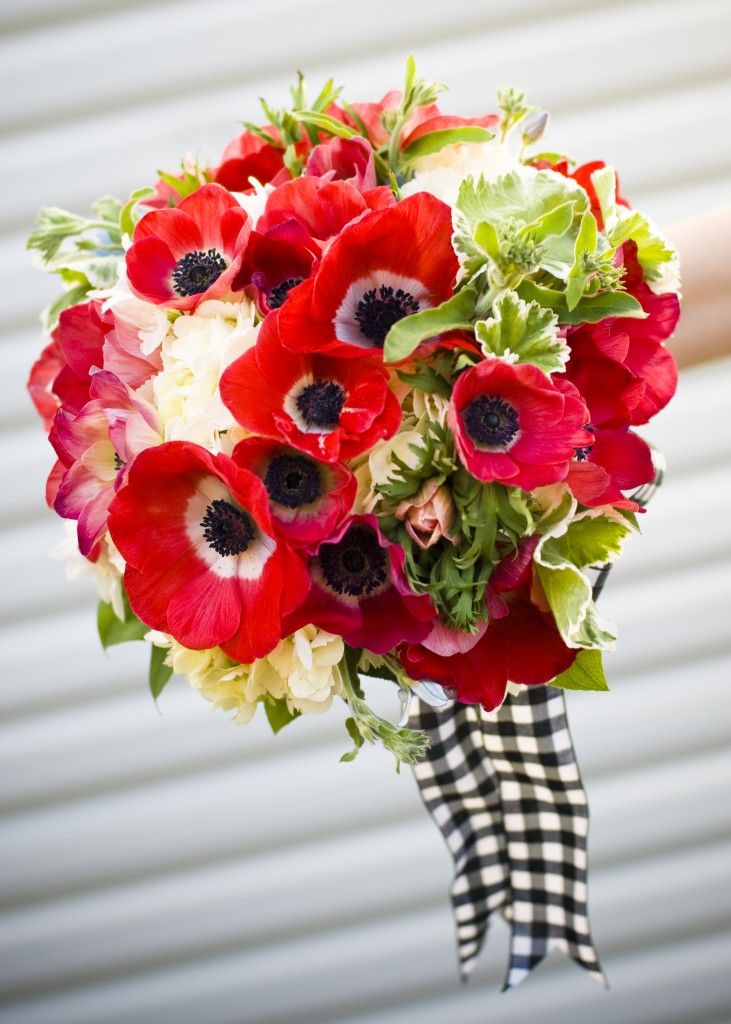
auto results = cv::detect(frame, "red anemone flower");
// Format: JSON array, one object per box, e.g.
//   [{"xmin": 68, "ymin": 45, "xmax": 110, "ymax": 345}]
[
  {"xmin": 220, "ymin": 312, "xmax": 401, "ymax": 463},
  {"xmin": 285, "ymin": 515, "xmax": 435, "ymax": 654},
  {"xmin": 277, "ymin": 192, "xmax": 458, "ymax": 357},
  {"xmin": 212, "ymin": 128, "xmax": 288, "ymax": 191},
  {"xmin": 401, "ymin": 542, "xmax": 575, "ymax": 710},
  {"xmin": 449, "ymin": 359, "xmax": 592, "ymax": 490},
  {"xmin": 231, "ymin": 436, "xmax": 355, "ymax": 547},
  {"xmin": 234, "ymin": 222, "xmax": 317, "ymax": 316},
  {"xmin": 126, "ymin": 183, "xmax": 252, "ymax": 311},
  {"xmin": 567, "ymin": 426, "xmax": 654, "ymax": 510},
  {"xmin": 108, "ymin": 441, "xmax": 309, "ymax": 662},
  {"xmin": 256, "ymin": 175, "xmax": 394, "ymax": 249},
  {"xmin": 401, "ymin": 591, "xmax": 576, "ymax": 711}
]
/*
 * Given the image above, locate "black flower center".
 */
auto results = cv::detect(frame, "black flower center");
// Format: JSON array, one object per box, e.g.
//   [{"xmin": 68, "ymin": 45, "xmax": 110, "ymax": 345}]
[
  {"xmin": 354, "ymin": 284, "xmax": 420, "ymax": 346},
  {"xmin": 200, "ymin": 499, "xmax": 255, "ymax": 556},
  {"xmin": 268, "ymin": 276, "xmax": 304, "ymax": 309},
  {"xmin": 296, "ymin": 380, "xmax": 346, "ymax": 430},
  {"xmin": 264, "ymin": 454, "xmax": 322, "ymax": 509},
  {"xmin": 463, "ymin": 395, "xmax": 520, "ymax": 447},
  {"xmin": 318, "ymin": 524, "xmax": 389, "ymax": 598},
  {"xmin": 574, "ymin": 424, "xmax": 596, "ymax": 461},
  {"xmin": 172, "ymin": 248, "xmax": 227, "ymax": 297}
]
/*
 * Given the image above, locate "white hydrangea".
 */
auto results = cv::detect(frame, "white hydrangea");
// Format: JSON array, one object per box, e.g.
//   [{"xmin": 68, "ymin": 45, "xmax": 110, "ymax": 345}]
[
  {"xmin": 151, "ymin": 625, "xmax": 344, "ymax": 722},
  {"xmin": 52, "ymin": 524, "xmax": 126, "ymax": 619},
  {"xmin": 401, "ymin": 140, "xmax": 523, "ymax": 207},
  {"xmin": 152, "ymin": 298, "xmax": 259, "ymax": 452}
]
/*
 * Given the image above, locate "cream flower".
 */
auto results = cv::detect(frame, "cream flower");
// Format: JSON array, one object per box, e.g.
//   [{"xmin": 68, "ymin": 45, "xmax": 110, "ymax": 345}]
[
  {"xmin": 52, "ymin": 525, "xmax": 126, "ymax": 619},
  {"xmin": 151, "ymin": 625, "xmax": 344, "ymax": 721},
  {"xmin": 401, "ymin": 141, "xmax": 523, "ymax": 207},
  {"xmin": 254, "ymin": 626, "xmax": 344, "ymax": 715},
  {"xmin": 153, "ymin": 298, "xmax": 258, "ymax": 451}
]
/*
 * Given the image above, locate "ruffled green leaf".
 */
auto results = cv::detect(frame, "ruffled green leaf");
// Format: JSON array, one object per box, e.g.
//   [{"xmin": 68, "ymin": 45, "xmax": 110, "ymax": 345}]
[
  {"xmin": 292, "ymin": 110, "xmax": 359, "ymax": 140},
  {"xmin": 474, "ymin": 289, "xmax": 568, "ymax": 374}
]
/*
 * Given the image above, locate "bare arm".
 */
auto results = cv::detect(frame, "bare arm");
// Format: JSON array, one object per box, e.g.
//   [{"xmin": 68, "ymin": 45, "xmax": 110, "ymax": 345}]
[{"xmin": 664, "ymin": 205, "xmax": 731, "ymax": 369}]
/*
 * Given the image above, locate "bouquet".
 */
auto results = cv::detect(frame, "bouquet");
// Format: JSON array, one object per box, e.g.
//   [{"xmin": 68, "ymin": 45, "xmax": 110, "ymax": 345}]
[{"xmin": 27, "ymin": 59, "xmax": 680, "ymax": 768}]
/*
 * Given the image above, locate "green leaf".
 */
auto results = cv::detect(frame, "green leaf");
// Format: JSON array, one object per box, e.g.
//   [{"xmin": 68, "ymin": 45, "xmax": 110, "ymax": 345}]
[
  {"xmin": 552, "ymin": 513, "xmax": 632, "ymax": 569},
  {"xmin": 402, "ymin": 126, "xmax": 494, "ymax": 162},
  {"xmin": 292, "ymin": 110, "xmax": 358, "ymax": 140},
  {"xmin": 42, "ymin": 270, "xmax": 91, "ymax": 331},
  {"xmin": 149, "ymin": 644, "xmax": 173, "ymax": 701},
  {"xmin": 473, "ymin": 219, "xmax": 501, "ymax": 263},
  {"xmin": 396, "ymin": 363, "xmax": 452, "ymax": 398},
  {"xmin": 608, "ymin": 209, "xmax": 676, "ymax": 283},
  {"xmin": 534, "ymin": 532, "xmax": 617, "ymax": 651},
  {"xmin": 92, "ymin": 195, "xmax": 123, "ymax": 224},
  {"xmin": 119, "ymin": 187, "xmax": 156, "ymax": 237},
  {"xmin": 474, "ymin": 289, "xmax": 568, "ymax": 374},
  {"xmin": 264, "ymin": 697, "xmax": 301, "ymax": 734},
  {"xmin": 28, "ymin": 207, "xmax": 90, "ymax": 263},
  {"xmin": 383, "ymin": 287, "xmax": 476, "ymax": 363},
  {"xmin": 552, "ymin": 649, "xmax": 609, "ymax": 691},
  {"xmin": 517, "ymin": 280, "xmax": 646, "ymax": 323},
  {"xmin": 97, "ymin": 593, "xmax": 147, "ymax": 650},
  {"xmin": 457, "ymin": 170, "xmax": 586, "ymax": 234}
]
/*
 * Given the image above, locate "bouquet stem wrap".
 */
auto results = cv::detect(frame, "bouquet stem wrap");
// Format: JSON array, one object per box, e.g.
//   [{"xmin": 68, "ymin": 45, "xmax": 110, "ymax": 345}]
[
  {"xmin": 410, "ymin": 686, "xmax": 605, "ymax": 988},
  {"xmin": 412, "ymin": 452, "xmax": 665, "ymax": 985}
]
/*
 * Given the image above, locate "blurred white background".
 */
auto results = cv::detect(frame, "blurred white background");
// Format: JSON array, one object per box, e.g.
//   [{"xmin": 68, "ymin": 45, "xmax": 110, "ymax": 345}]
[{"xmin": 1, "ymin": 1, "xmax": 730, "ymax": 1022}]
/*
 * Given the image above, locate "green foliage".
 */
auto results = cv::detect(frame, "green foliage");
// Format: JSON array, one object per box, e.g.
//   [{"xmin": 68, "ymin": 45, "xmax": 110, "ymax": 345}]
[
  {"xmin": 97, "ymin": 593, "xmax": 147, "ymax": 650},
  {"xmin": 338, "ymin": 647, "xmax": 429, "ymax": 768},
  {"xmin": 119, "ymin": 186, "xmax": 156, "ymax": 237},
  {"xmin": 552, "ymin": 649, "xmax": 609, "ymax": 691},
  {"xmin": 401, "ymin": 125, "xmax": 494, "ymax": 162},
  {"xmin": 292, "ymin": 110, "xmax": 358, "ymax": 140},
  {"xmin": 383, "ymin": 287, "xmax": 477, "ymax": 363},
  {"xmin": 534, "ymin": 518, "xmax": 625, "ymax": 651},
  {"xmin": 396, "ymin": 361, "xmax": 452, "ymax": 399},
  {"xmin": 377, "ymin": 419, "xmax": 457, "ymax": 502},
  {"xmin": 264, "ymin": 697, "xmax": 301, "ymax": 734},
  {"xmin": 474, "ymin": 289, "xmax": 568, "ymax": 374},
  {"xmin": 496, "ymin": 85, "xmax": 540, "ymax": 142},
  {"xmin": 517, "ymin": 280, "xmax": 646, "ymax": 323},
  {"xmin": 149, "ymin": 644, "xmax": 173, "ymax": 701}
]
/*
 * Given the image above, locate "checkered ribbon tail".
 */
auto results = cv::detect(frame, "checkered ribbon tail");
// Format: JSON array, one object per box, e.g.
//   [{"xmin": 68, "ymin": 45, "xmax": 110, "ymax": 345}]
[{"xmin": 409, "ymin": 451, "xmax": 664, "ymax": 987}]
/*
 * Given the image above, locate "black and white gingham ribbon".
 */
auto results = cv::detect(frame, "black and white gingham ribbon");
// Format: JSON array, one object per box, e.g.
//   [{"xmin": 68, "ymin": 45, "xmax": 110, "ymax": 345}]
[{"xmin": 410, "ymin": 452, "xmax": 665, "ymax": 987}]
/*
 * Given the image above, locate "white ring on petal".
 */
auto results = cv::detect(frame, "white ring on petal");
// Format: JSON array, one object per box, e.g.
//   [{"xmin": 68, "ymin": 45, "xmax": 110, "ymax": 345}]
[
  {"xmin": 333, "ymin": 273, "xmax": 431, "ymax": 348},
  {"xmin": 185, "ymin": 475, "xmax": 275, "ymax": 581}
]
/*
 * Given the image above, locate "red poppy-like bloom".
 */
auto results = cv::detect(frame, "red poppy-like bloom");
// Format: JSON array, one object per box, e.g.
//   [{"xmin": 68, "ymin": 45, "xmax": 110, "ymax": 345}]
[
  {"xmin": 449, "ymin": 359, "xmax": 592, "ymax": 490},
  {"xmin": 567, "ymin": 426, "xmax": 654, "ymax": 510},
  {"xmin": 50, "ymin": 371, "xmax": 161, "ymax": 556},
  {"xmin": 566, "ymin": 243, "xmax": 679, "ymax": 427},
  {"xmin": 256, "ymin": 175, "xmax": 394, "ymax": 250},
  {"xmin": 236, "ymin": 223, "xmax": 318, "ymax": 316},
  {"xmin": 212, "ymin": 128, "xmax": 288, "ymax": 192},
  {"xmin": 305, "ymin": 135, "xmax": 377, "ymax": 191},
  {"xmin": 28, "ymin": 339, "xmax": 66, "ymax": 431},
  {"xmin": 285, "ymin": 515, "xmax": 435, "ymax": 654},
  {"xmin": 401, "ymin": 542, "xmax": 576, "ymax": 710},
  {"xmin": 231, "ymin": 436, "xmax": 355, "ymax": 547},
  {"xmin": 277, "ymin": 192, "xmax": 458, "ymax": 357},
  {"xmin": 220, "ymin": 312, "xmax": 401, "ymax": 463},
  {"xmin": 126, "ymin": 184, "xmax": 252, "ymax": 310},
  {"xmin": 108, "ymin": 441, "xmax": 309, "ymax": 662},
  {"xmin": 338, "ymin": 91, "xmax": 496, "ymax": 152}
]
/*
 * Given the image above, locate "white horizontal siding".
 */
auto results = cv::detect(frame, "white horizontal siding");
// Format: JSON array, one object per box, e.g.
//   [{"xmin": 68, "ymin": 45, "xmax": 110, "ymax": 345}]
[{"xmin": 1, "ymin": 1, "xmax": 730, "ymax": 1022}]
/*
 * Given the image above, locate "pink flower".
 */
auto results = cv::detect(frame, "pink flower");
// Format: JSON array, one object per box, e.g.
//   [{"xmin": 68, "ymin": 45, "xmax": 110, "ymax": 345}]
[
  {"xmin": 305, "ymin": 135, "xmax": 377, "ymax": 191},
  {"xmin": 449, "ymin": 359, "xmax": 592, "ymax": 490},
  {"xmin": 50, "ymin": 372, "xmax": 161, "ymax": 556},
  {"xmin": 395, "ymin": 479, "xmax": 458, "ymax": 549},
  {"xmin": 285, "ymin": 515, "xmax": 435, "ymax": 654},
  {"xmin": 126, "ymin": 183, "xmax": 252, "ymax": 310}
]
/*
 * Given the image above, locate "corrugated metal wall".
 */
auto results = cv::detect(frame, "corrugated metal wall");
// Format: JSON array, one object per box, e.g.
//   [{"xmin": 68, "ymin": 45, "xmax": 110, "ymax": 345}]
[{"xmin": 1, "ymin": 2, "xmax": 730, "ymax": 1022}]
